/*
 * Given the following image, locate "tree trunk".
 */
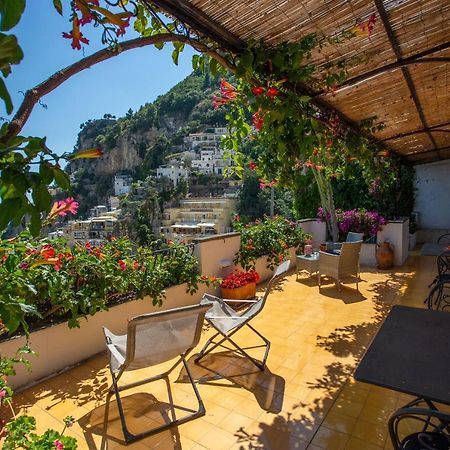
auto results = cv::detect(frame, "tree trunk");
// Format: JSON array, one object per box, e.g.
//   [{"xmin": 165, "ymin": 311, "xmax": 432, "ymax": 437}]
[{"xmin": 312, "ymin": 169, "xmax": 339, "ymax": 242}]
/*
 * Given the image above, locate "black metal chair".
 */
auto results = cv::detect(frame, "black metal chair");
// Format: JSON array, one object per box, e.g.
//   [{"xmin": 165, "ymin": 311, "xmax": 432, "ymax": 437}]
[
  {"xmin": 437, "ymin": 234, "xmax": 450, "ymax": 247},
  {"xmin": 425, "ymin": 251, "xmax": 450, "ymax": 311},
  {"xmin": 389, "ymin": 403, "xmax": 450, "ymax": 450}
]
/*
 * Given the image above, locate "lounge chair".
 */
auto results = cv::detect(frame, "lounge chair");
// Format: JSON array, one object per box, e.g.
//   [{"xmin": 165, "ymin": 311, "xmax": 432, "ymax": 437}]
[
  {"xmin": 318, "ymin": 240, "xmax": 362, "ymax": 291},
  {"xmin": 195, "ymin": 260, "xmax": 290, "ymax": 371},
  {"xmin": 103, "ymin": 303, "xmax": 210, "ymax": 443}
]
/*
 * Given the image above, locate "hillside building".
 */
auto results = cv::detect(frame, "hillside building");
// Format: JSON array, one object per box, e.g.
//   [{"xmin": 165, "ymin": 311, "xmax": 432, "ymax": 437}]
[
  {"xmin": 114, "ymin": 173, "xmax": 133, "ymax": 196},
  {"xmin": 160, "ymin": 197, "xmax": 237, "ymax": 243},
  {"xmin": 156, "ymin": 165, "xmax": 189, "ymax": 186}
]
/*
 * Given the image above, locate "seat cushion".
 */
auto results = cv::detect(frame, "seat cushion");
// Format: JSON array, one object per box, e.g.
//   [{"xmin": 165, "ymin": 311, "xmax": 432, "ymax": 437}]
[{"xmin": 401, "ymin": 432, "xmax": 450, "ymax": 449}]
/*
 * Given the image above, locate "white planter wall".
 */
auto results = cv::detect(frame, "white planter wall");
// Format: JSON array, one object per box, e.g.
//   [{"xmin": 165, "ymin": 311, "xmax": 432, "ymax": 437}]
[
  {"xmin": 298, "ymin": 219, "xmax": 327, "ymax": 248},
  {"xmin": 1, "ymin": 283, "xmax": 208, "ymax": 390}
]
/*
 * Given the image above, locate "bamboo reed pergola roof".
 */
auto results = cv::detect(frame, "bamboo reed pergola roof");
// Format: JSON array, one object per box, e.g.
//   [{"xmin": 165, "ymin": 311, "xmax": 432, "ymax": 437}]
[{"xmin": 150, "ymin": 0, "xmax": 449, "ymax": 165}]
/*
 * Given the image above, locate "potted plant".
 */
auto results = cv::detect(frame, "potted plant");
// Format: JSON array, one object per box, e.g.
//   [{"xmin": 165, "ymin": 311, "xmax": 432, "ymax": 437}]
[{"xmin": 221, "ymin": 270, "xmax": 261, "ymax": 302}]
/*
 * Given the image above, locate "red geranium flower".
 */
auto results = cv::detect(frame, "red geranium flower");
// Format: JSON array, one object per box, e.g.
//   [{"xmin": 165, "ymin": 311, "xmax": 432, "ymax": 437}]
[
  {"xmin": 118, "ymin": 260, "xmax": 127, "ymax": 271},
  {"xmin": 221, "ymin": 270, "xmax": 260, "ymax": 289},
  {"xmin": 248, "ymin": 161, "xmax": 257, "ymax": 171}
]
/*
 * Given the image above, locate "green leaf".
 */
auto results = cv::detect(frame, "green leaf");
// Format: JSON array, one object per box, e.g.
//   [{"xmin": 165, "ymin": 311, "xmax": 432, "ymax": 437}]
[
  {"xmin": 0, "ymin": 0, "xmax": 25, "ymax": 31},
  {"xmin": 0, "ymin": 197, "xmax": 16, "ymax": 230},
  {"xmin": 29, "ymin": 210, "xmax": 40, "ymax": 236},
  {"xmin": 171, "ymin": 48, "xmax": 180, "ymax": 65},
  {"xmin": 52, "ymin": 0, "xmax": 63, "ymax": 15},
  {"xmin": 0, "ymin": 76, "xmax": 12, "ymax": 113},
  {"xmin": 53, "ymin": 167, "xmax": 70, "ymax": 191},
  {"xmin": 154, "ymin": 41, "xmax": 164, "ymax": 50},
  {"xmin": 209, "ymin": 57, "xmax": 218, "ymax": 77}
]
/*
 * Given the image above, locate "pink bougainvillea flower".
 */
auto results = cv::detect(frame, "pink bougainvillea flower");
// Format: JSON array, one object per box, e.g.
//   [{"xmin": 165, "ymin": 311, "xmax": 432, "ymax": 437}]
[
  {"xmin": 251, "ymin": 86, "xmax": 265, "ymax": 96},
  {"xmin": 70, "ymin": 148, "xmax": 104, "ymax": 160},
  {"xmin": 53, "ymin": 440, "xmax": 64, "ymax": 450},
  {"xmin": 252, "ymin": 111, "xmax": 264, "ymax": 130},
  {"xmin": 118, "ymin": 260, "xmax": 127, "ymax": 271},
  {"xmin": 0, "ymin": 388, "xmax": 7, "ymax": 399},
  {"xmin": 266, "ymin": 86, "xmax": 279, "ymax": 98},
  {"xmin": 248, "ymin": 161, "xmax": 257, "ymax": 171}
]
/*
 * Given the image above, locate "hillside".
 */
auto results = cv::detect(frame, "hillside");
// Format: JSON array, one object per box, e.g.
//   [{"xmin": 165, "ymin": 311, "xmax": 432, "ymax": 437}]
[{"xmin": 67, "ymin": 71, "xmax": 227, "ymax": 216}]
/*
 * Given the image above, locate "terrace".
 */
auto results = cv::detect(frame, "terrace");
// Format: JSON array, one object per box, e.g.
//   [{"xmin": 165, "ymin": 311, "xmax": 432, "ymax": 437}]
[{"xmin": 4, "ymin": 246, "xmax": 444, "ymax": 450}]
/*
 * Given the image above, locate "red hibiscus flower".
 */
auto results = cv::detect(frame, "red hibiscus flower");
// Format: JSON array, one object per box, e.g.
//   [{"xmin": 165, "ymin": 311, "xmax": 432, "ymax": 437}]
[
  {"xmin": 267, "ymin": 87, "xmax": 279, "ymax": 98},
  {"xmin": 251, "ymin": 86, "xmax": 265, "ymax": 96}
]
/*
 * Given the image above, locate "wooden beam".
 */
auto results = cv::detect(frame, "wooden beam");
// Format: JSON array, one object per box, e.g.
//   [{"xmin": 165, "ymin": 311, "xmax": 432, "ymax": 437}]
[
  {"xmin": 404, "ymin": 145, "xmax": 450, "ymax": 158},
  {"xmin": 373, "ymin": 0, "xmax": 440, "ymax": 158},
  {"xmin": 143, "ymin": 0, "xmax": 244, "ymax": 52},
  {"xmin": 315, "ymin": 41, "xmax": 450, "ymax": 96},
  {"xmin": 382, "ymin": 121, "xmax": 450, "ymax": 142},
  {"xmin": 151, "ymin": 0, "xmax": 397, "ymax": 157}
]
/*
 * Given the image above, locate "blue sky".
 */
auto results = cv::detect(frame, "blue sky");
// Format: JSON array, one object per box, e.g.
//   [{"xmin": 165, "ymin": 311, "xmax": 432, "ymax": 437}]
[{"xmin": 6, "ymin": 2, "xmax": 196, "ymax": 154}]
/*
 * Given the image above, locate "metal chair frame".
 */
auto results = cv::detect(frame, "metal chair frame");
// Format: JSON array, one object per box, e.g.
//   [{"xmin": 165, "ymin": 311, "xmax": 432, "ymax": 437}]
[
  {"xmin": 425, "ymin": 251, "xmax": 450, "ymax": 311},
  {"xmin": 195, "ymin": 261, "xmax": 290, "ymax": 371},
  {"xmin": 104, "ymin": 304, "xmax": 210, "ymax": 444},
  {"xmin": 389, "ymin": 397, "xmax": 450, "ymax": 449}
]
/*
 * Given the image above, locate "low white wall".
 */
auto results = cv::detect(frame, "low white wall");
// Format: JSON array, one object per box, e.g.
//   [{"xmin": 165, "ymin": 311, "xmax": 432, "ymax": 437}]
[
  {"xmin": 415, "ymin": 160, "xmax": 450, "ymax": 230},
  {"xmin": 194, "ymin": 233, "xmax": 241, "ymax": 280},
  {"xmin": 298, "ymin": 219, "xmax": 327, "ymax": 248},
  {"xmin": 377, "ymin": 219, "xmax": 409, "ymax": 266},
  {"xmin": 1, "ymin": 283, "xmax": 208, "ymax": 390},
  {"xmin": 360, "ymin": 243, "xmax": 377, "ymax": 267}
]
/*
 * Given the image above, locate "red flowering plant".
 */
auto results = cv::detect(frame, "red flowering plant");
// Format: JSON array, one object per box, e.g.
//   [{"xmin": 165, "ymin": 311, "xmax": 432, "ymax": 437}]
[
  {"xmin": 0, "ymin": 237, "xmax": 213, "ymax": 336},
  {"xmin": 221, "ymin": 270, "xmax": 260, "ymax": 289}
]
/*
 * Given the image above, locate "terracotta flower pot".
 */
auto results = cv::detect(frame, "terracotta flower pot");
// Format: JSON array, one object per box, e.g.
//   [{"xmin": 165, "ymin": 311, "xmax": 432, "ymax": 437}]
[
  {"xmin": 376, "ymin": 242, "xmax": 394, "ymax": 269},
  {"xmin": 221, "ymin": 282, "xmax": 257, "ymax": 310},
  {"xmin": 221, "ymin": 282, "xmax": 256, "ymax": 300}
]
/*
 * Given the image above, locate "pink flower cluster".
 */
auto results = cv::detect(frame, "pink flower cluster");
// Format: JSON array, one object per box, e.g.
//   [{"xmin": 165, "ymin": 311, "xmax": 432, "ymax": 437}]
[
  {"xmin": 221, "ymin": 270, "xmax": 260, "ymax": 289},
  {"xmin": 317, "ymin": 207, "xmax": 387, "ymax": 237},
  {"xmin": 49, "ymin": 197, "xmax": 79, "ymax": 219}
]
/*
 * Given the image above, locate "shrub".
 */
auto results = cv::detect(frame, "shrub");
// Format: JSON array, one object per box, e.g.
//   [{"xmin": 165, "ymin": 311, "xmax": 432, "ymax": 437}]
[
  {"xmin": 0, "ymin": 236, "xmax": 208, "ymax": 335},
  {"xmin": 233, "ymin": 216, "xmax": 310, "ymax": 270},
  {"xmin": 317, "ymin": 207, "xmax": 387, "ymax": 241}
]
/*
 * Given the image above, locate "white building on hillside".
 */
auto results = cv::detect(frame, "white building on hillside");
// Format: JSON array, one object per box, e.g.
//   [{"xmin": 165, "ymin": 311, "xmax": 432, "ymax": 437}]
[
  {"xmin": 156, "ymin": 165, "xmax": 189, "ymax": 186},
  {"xmin": 184, "ymin": 127, "xmax": 227, "ymax": 150},
  {"xmin": 114, "ymin": 174, "xmax": 132, "ymax": 196}
]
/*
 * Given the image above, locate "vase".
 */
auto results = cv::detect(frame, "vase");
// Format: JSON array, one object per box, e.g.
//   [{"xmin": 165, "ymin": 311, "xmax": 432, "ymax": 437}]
[
  {"xmin": 376, "ymin": 242, "xmax": 394, "ymax": 269},
  {"xmin": 304, "ymin": 244, "xmax": 313, "ymax": 256}
]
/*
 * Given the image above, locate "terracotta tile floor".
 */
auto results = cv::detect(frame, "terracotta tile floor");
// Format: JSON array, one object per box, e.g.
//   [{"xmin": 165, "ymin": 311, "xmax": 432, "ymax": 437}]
[{"xmin": 5, "ymin": 250, "xmax": 445, "ymax": 449}]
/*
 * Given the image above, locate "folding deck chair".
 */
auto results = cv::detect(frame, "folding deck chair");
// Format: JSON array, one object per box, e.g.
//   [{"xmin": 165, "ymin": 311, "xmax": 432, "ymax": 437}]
[
  {"xmin": 195, "ymin": 260, "xmax": 290, "ymax": 371},
  {"xmin": 103, "ymin": 303, "xmax": 210, "ymax": 443}
]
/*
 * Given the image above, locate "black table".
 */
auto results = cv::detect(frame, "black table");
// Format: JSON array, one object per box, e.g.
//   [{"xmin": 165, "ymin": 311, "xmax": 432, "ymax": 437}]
[{"xmin": 354, "ymin": 305, "xmax": 450, "ymax": 406}]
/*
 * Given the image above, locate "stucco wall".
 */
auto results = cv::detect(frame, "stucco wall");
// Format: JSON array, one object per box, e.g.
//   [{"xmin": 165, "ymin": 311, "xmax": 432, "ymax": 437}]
[{"xmin": 415, "ymin": 160, "xmax": 450, "ymax": 230}]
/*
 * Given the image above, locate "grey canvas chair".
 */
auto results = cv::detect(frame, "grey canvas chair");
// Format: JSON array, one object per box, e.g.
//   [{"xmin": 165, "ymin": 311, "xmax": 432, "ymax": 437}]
[
  {"xmin": 318, "ymin": 240, "xmax": 362, "ymax": 291},
  {"xmin": 329, "ymin": 232, "xmax": 364, "ymax": 252},
  {"xmin": 103, "ymin": 303, "xmax": 210, "ymax": 443},
  {"xmin": 195, "ymin": 260, "xmax": 290, "ymax": 371}
]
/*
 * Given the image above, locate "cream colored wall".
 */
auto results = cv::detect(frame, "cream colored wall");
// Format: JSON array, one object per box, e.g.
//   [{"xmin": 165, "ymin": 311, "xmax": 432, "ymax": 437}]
[{"xmin": 2, "ymin": 283, "xmax": 209, "ymax": 390}]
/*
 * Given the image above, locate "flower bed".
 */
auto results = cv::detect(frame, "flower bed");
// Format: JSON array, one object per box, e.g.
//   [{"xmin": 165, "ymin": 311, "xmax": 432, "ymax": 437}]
[
  {"xmin": 317, "ymin": 207, "xmax": 387, "ymax": 241},
  {"xmin": 0, "ymin": 236, "xmax": 209, "ymax": 337},
  {"xmin": 233, "ymin": 216, "xmax": 310, "ymax": 270}
]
